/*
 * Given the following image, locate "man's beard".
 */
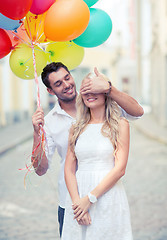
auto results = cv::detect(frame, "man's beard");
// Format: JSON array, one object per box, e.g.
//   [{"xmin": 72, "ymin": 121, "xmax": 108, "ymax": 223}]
[
  {"xmin": 52, "ymin": 88, "xmax": 77, "ymax": 103},
  {"xmin": 59, "ymin": 93, "xmax": 77, "ymax": 103}
]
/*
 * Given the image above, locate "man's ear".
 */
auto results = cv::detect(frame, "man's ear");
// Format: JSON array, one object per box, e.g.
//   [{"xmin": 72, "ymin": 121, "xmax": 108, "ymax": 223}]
[{"xmin": 47, "ymin": 87, "xmax": 55, "ymax": 95}]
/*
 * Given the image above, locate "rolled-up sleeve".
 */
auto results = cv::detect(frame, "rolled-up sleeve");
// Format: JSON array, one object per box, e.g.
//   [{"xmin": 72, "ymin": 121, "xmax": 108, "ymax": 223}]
[{"xmin": 120, "ymin": 107, "xmax": 140, "ymax": 121}]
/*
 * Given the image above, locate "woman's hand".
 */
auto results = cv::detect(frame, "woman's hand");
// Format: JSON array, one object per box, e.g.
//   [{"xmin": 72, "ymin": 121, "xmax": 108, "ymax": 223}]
[
  {"xmin": 77, "ymin": 211, "xmax": 91, "ymax": 226},
  {"xmin": 72, "ymin": 196, "xmax": 92, "ymax": 221}
]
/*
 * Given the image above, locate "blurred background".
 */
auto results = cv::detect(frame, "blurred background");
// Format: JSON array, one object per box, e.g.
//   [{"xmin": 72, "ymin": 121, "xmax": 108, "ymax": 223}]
[
  {"xmin": 0, "ymin": 0, "xmax": 167, "ymax": 127},
  {"xmin": 0, "ymin": 0, "xmax": 167, "ymax": 239}
]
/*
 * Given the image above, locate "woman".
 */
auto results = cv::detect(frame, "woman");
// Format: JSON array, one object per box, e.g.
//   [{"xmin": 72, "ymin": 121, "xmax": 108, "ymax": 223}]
[{"xmin": 61, "ymin": 75, "xmax": 133, "ymax": 240}]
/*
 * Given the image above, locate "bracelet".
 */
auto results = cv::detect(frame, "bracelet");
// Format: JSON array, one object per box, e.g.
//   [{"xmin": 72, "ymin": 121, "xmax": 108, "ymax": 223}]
[{"xmin": 106, "ymin": 81, "xmax": 112, "ymax": 96}]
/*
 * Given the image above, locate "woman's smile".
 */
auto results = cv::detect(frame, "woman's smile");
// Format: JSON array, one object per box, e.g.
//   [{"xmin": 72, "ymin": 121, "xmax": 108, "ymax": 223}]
[{"xmin": 86, "ymin": 96, "xmax": 97, "ymax": 102}]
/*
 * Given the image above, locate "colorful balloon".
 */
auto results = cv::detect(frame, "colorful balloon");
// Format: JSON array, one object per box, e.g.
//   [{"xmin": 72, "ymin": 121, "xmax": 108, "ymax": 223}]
[
  {"xmin": 9, "ymin": 44, "xmax": 47, "ymax": 79},
  {"xmin": 44, "ymin": 0, "xmax": 90, "ymax": 42},
  {"xmin": 83, "ymin": 0, "xmax": 99, "ymax": 7},
  {"xmin": 0, "ymin": 13, "xmax": 21, "ymax": 31},
  {"xmin": 0, "ymin": 29, "xmax": 12, "ymax": 59},
  {"xmin": 0, "ymin": 0, "xmax": 33, "ymax": 20},
  {"xmin": 24, "ymin": 12, "xmax": 48, "ymax": 43},
  {"xmin": 30, "ymin": 0, "xmax": 55, "ymax": 15},
  {"xmin": 73, "ymin": 8, "xmax": 112, "ymax": 48},
  {"xmin": 5, "ymin": 25, "xmax": 31, "ymax": 47},
  {"xmin": 46, "ymin": 41, "xmax": 84, "ymax": 70}
]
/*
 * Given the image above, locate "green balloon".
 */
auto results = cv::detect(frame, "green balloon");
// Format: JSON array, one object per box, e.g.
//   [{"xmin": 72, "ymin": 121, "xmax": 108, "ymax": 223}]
[
  {"xmin": 83, "ymin": 0, "xmax": 99, "ymax": 7},
  {"xmin": 73, "ymin": 8, "xmax": 112, "ymax": 48}
]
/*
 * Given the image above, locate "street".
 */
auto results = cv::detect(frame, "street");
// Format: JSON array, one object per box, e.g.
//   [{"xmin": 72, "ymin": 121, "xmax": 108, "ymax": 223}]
[{"xmin": 0, "ymin": 125, "xmax": 167, "ymax": 240}]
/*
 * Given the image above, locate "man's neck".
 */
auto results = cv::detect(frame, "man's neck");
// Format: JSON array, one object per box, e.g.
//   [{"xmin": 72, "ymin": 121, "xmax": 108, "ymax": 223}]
[{"xmin": 58, "ymin": 98, "xmax": 76, "ymax": 118}]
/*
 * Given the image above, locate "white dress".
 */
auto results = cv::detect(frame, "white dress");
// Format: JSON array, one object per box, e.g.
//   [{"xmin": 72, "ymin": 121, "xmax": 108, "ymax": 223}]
[{"xmin": 61, "ymin": 123, "xmax": 133, "ymax": 240}]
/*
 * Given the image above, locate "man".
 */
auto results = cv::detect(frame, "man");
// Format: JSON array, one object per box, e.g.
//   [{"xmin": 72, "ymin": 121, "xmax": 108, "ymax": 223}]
[{"xmin": 32, "ymin": 62, "xmax": 144, "ymax": 237}]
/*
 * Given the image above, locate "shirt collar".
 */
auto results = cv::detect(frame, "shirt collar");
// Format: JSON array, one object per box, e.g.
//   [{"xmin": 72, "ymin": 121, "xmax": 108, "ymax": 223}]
[{"xmin": 52, "ymin": 100, "xmax": 74, "ymax": 119}]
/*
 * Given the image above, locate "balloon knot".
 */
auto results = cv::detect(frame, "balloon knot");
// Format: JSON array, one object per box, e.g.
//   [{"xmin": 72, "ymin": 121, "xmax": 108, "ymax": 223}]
[
  {"xmin": 11, "ymin": 44, "xmax": 18, "ymax": 50},
  {"xmin": 49, "ymin": 50, "xmax": 55, "ymax": 57}
]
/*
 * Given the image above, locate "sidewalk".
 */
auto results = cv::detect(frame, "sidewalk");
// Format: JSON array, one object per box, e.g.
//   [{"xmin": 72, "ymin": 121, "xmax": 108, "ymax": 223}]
[
  {"xmin": 0, "ymin": 119, "xmax": 33, "ymax": 155},
  {"xmin": 0, "ymin": 113, "xmax": 167, "ymax": 156},
  {"xmin": 132, "ymin": 113, "xmax": 167, "ymax": 145}
]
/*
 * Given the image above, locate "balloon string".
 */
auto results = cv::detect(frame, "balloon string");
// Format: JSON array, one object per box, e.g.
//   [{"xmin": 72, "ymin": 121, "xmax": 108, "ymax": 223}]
[
  {"xmin": 37, "ymin": 32, "xmax": 45, "ymax": 43},
  {"xmin": 31, "ymin": 44, "xmax": 40, "ymax": 108},
  {"xmin": 22, "ymin": 56, "xmax": 32, "ymax": 65},
  {"xmin": 19, "ymin": 134, "xmax": 46, "ymax": 189},
  {"xmin": 10, "ymin": 30, "xmax": 30, "ymax": 46},
  {"xmin": 26, "ymin": 15, "xmax": 33, "ymax": 45},
  {"xmin": 35, "ymin": 14, "xmax": 44, "ymax": 44},
  {"xmin": 19, "ymin": 43, "xmax": 47, "ymax": 189},
  {"xmin": 18, "ymin": 16, "xmax": 49, "ymax": 189}
]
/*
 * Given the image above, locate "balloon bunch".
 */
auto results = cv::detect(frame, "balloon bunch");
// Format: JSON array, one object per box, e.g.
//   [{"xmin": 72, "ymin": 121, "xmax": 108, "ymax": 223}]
[
  {"xmin": 0, "ymin": 0, "xmax": 112, "ymax": 78},
  {"xmin": 0, "ymin": 0, "xmax": 112, "ymax": 187}
]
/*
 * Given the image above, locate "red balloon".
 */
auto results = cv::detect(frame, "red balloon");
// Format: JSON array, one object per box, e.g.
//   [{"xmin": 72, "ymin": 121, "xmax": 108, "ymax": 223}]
[
  {"xmin": 0, "ymin": 29, "xmax": 12, "ymax": 59},
  {"xmin": 0, "ymin": 0, "xmax": 33, "ymax": 20}
]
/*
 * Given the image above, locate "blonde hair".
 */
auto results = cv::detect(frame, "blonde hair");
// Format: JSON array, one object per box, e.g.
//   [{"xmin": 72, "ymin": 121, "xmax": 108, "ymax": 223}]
[{"xmin": 70, "ymin": 91, "xmax": 121, "ymax": 154}]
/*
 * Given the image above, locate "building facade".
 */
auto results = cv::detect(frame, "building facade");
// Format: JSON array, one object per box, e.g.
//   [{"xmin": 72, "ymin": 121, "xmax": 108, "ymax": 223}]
[{"xmin": 136, "ymin": 0, "xmax": 167, "ymax": 126}]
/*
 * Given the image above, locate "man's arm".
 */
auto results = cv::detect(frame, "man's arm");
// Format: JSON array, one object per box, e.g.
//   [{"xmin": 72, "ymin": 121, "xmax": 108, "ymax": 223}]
[
  {"xmin": 109, "ymin": 86, "xmax": 144, "ymax": 117},
  {"xmin": 31, "ymin": 107, "xmax": 49, "ymax": 176},
  {"xmin": 80, "ymin": 67, "xmax": 144, "ymax": 117}
]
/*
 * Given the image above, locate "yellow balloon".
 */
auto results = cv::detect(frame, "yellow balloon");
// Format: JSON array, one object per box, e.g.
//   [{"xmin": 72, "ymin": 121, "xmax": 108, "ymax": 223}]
[
  {"xmin": 9, "ymin": 43, "xmax": 47, "ymax": 80},
  {"xmin": 24, "ymin": 12, "xmax": 48, "ymax": 43},
  {"xmin": 46, "ymin": 41, "xmax": 84, "ymax": 70}
]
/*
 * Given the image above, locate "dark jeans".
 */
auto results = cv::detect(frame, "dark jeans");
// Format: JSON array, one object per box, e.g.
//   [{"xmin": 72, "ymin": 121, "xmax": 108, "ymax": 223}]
[{"xmin": 58, "ymin": 206, "xmax": 65, "ymax": 237}]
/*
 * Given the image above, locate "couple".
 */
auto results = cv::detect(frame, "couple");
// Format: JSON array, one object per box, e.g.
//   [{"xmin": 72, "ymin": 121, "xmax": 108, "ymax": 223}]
[{"xmin": 32, "ymin": 62, "xmax": 144, "ymax": 239}]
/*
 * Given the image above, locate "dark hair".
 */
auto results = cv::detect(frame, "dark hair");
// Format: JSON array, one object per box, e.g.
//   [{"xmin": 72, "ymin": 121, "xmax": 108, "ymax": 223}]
[{"xmin": 41, "ymin": 62, "xmax": 70, "ymax": 89}]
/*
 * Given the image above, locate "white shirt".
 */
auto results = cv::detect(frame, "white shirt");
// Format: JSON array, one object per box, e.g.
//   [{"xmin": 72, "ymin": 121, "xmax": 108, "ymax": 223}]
[
  {"xmin": 44, "ymin": 101, "xmax": 75, "ymax": 208},
  {"xmin": 44, "ymin": 100, "xmax": 139, "ymax": 208}
]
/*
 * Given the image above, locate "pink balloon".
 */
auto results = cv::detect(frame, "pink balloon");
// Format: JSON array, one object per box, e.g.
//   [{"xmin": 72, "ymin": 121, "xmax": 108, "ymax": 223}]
[
  {"xmin": 30, "ymin": 0, "xmax": 55, "ymax": 15},
  {"xmin": 0, "ymin": 29, "xmax": 12, "ymax": 59}
]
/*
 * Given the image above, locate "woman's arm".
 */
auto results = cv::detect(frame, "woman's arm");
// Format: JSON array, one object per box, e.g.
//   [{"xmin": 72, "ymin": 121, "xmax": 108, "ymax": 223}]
[
  {"xmin": 65, "ymin": 129, "xmax": 91, "ymax": 225},
  {"xmin": 64, "ymin": 130, "xmax": 80, "ymax": 203},
  {"xmin": 73, "ymin": 118, "xmax": 130, "ymax": 220}
]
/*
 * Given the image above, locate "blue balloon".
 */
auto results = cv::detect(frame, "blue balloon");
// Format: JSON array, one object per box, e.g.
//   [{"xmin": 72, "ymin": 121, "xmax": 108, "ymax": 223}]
[
  {"xmin": 73, "ymin": 8, "xmax": 112, "ymax": 48},
  {"xmin": 0, "ymin": 13, "xmax": 21, "ymax": 31},
  {"xmin": 83, "ymin": 0, "xmax": 99, "ymax": 7}
]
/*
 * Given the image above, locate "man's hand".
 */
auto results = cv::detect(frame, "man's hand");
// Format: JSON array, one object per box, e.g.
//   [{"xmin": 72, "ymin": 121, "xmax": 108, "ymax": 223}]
[
  {"xmin": 72, "ymin": 195, "xmax": 92, "ymax": 221},
  {"xmin": 80, "ymin": 67, "xmax": 110, "ymax": 95},
  {"xmin": 77, "ymin": 211, "xmax": 91, "ymax": 226},
  {"xmin": 32, "ymin": 107, "xmax": 44, "ymax": 135}
]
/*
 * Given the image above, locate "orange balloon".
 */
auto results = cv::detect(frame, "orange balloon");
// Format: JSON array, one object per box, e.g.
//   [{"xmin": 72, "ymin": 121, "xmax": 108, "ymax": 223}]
[{"xmin": 44, "ymin": 0, "xmax": 90, "ymax": 42}]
